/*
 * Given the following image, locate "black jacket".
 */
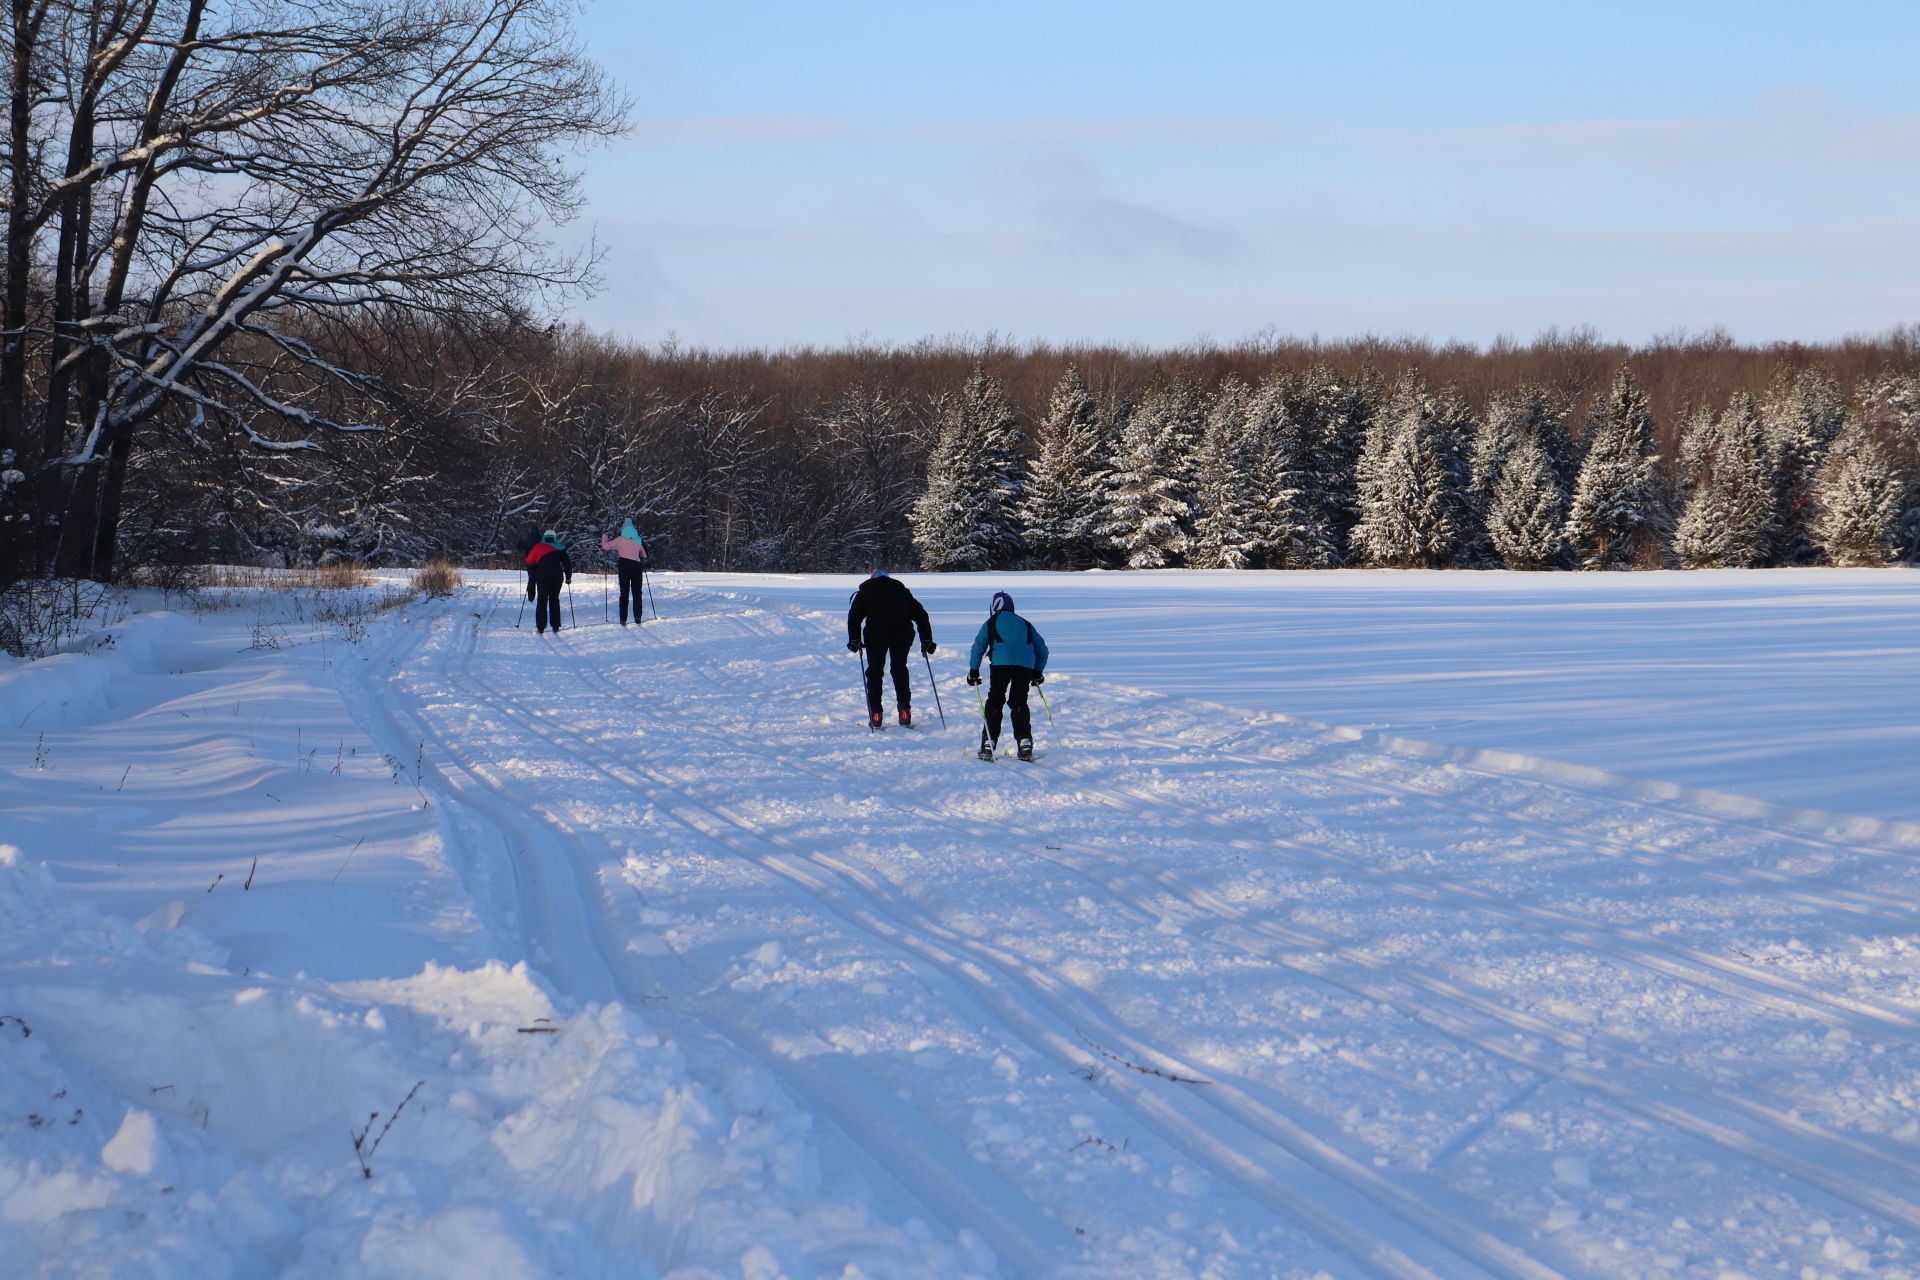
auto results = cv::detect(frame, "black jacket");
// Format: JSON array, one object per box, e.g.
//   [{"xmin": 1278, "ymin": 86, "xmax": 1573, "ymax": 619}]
[
  {"xmin": 847, "ymin": 576, "xmax": 932, "ymax": 647},
  {"xmin": 526, "ymin": 542, "xmax": 574, "ymax": 590}
]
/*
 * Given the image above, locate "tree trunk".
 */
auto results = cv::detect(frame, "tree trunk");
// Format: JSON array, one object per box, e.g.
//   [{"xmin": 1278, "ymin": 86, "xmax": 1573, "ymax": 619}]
[
  {"xmin": 88, "ymin": 417, "xmax": 130, "ymax": 580},
  {"xmin": 1, "ymin": 0, "xmax": 32, "ymax": 469}
]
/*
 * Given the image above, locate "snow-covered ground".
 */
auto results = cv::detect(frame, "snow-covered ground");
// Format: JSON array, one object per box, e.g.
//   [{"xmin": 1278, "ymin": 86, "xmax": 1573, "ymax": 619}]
[
  {"xmin": 6, "ymin": 568, "xmax": 1920, "ymax": 1278},
  {"xmin": 691, "ymin": 568, "xmax": 1920, "ymax": 823}
]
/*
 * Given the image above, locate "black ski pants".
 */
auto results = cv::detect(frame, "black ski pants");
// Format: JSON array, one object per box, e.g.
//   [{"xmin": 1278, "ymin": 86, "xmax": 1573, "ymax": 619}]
[
  {"xmin": 534, "ymin": 582, "xmax": 563, "ymax": 631},
  {"xmin": 617, "ymin": 559, "xmax": 644, "ymax": 623},
  {"xmin": 862, "ymin": 632, "xmax": 912, "ymax": 715},
  {"xmin": 983, "ymin": 664, "xmax": 1035, "ymax": 744}
]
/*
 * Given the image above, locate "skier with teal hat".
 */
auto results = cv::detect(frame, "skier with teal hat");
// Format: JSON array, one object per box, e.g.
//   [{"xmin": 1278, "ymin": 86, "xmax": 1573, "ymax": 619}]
[
  {"xmin": 525, "ymin": 530, "xmax": 574, "ymax": 634},
  {"xmin": 967, "ymin": 590, "xmax": 1048, "ymax": 761},
  {"xmin": 600, "ymin": 519, "xmax": 649, "ymax": 625}
]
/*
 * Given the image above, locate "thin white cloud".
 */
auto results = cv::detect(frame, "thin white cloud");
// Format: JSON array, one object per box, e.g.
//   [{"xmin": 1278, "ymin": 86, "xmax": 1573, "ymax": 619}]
[
  {"xmin": 982, "ymin": 145, "xmax": 1251, "ymax": 268},
  {"xmin": 625, "ymin": 115, "xmax": 850, "ymax": 143},
  {"xmin": 620, "ymin": 101, "xmax": 1920, "ymax": 172}
]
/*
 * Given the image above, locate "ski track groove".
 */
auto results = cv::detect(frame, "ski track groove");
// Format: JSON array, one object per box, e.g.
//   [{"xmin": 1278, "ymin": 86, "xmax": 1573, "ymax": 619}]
[
  {"xmin": 489, "ymin": 608, "xmax": 1581, "ymax": 1278},
  {"xmin": 348, "ymin": 596, "xmax": 1074, "ymax": 1277},
  {"xmin": 345, "ymin": 582, "xmax": 1920, "ymax": 1275},
  {"xmin": 567, "ymin": 588, "xmax": 1920, "ymax": 1238}
]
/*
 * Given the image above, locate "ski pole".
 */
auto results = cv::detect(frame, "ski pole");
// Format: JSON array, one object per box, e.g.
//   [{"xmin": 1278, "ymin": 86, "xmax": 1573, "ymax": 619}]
[
  {"xmin": 856, "ymin": 645, "xmax": 873, "ymax": 722},
  {"xmin": 922, "ymin": 651, "xmax": 946, "ymax": 728},
  {"xmin": 514, "ymin": 588, "xmax": 525, "ymax": 628},
  {"xmin": 1037, "ymin": 685, "xmax": 1053, "ymax": 724},
  {"xmin": 568, "ymin": 584, "xmax": 578, "ymax": 629},
  {"xmin": 603, "ymin": 571, "xmax": 609, "ymax": 623},
  {"xmin": 973, "ymin": 678, "xmax": 1002, "ymax": 756},
  {"xmin": 645, "ymin": 570, "xmax": 658, "ymax": 620}
]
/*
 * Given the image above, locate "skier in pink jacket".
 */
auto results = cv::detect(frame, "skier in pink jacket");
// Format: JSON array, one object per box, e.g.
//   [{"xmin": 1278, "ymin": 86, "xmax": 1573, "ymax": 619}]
[{"xmin": 599, "ymin": 519, "xmax": 649, "ymax": 624}]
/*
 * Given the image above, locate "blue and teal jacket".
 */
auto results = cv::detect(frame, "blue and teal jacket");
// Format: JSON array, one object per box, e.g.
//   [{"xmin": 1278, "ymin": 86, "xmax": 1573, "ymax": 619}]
[{"xmin": 969, "ymin": 609, "xmax": 1048, "ymax": 673}]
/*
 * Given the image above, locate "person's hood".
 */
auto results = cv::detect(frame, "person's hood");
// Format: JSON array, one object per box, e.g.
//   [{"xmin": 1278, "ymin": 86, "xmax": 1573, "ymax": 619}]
[{"xmin": 621, "ymin": 520, "xmax": 640, "ymax": 542}]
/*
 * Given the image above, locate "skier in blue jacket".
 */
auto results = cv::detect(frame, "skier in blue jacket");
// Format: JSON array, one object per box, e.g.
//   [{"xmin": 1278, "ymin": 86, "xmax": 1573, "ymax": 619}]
[{"xmin": 967, "ymin": 591, "xmax": 1049, "ymax": 761}]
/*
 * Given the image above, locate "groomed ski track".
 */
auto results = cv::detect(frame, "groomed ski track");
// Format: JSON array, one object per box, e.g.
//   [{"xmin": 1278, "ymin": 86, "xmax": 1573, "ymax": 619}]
[{"xmin": 351, "ymin": 576, "xmax": 1920, "ymax": 1279}]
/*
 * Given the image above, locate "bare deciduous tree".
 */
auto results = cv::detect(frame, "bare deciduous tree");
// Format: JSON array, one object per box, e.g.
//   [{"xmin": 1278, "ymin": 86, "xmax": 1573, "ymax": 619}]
[{"xmin": 0, "ymin": 0, "xmax": 624, "ymax": 582}]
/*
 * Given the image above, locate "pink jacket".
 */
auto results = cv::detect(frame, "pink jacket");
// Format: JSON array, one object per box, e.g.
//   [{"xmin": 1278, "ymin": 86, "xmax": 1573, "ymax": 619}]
[{"xmin": 600, "ymin": 534, "xmax": 647, "ymax": 562}]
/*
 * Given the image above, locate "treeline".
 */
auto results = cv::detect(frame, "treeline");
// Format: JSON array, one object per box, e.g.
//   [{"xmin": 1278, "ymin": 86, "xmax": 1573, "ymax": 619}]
[{"xmin": 118, "ymin": 324, "xmax": 1920, "ymax": 574}]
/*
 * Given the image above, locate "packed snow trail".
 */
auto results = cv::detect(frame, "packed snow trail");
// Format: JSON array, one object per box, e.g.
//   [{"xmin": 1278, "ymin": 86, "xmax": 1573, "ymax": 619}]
[{"xmin": 352, "ymin": 575, "xmax": 1920, "ymax": 1279}]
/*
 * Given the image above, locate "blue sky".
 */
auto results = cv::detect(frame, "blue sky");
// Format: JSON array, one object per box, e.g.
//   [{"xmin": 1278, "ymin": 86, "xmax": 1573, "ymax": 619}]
[{"xmin": 567, "ymin": 0, "xmax": 1920, "ymax": 349}]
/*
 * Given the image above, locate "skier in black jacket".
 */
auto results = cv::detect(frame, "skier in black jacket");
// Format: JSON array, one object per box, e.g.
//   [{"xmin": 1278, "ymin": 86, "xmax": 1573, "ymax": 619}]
[
  {"xmin": 846, "ymin": 570, "xmax": 935, "ymax": 729},
  {"xmin": 524, "ymin": 530, "xmax": 574, "ymax": 634}
]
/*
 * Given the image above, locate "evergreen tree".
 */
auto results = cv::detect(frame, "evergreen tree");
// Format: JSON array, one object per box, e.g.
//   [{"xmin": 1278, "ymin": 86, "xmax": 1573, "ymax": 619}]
[
  {"xmin": 1018, "ymin": 368, "xmax": 1104, "ymax": 568},
  {"xmin": 1675, "ymin": 403, "xmax": 1722, "ymax": 495},
  {"xmin": 1860, "ymin": 373, "xmax": 1920, "ymax": 560},
  {"xmin": 1081, "ymin": 393, "xmax": 1132, "ymax": 568},
  {"xmin": 1814, "ymin": 420, "xmax": 1900, "ymax": 566},
  {"xmin": 1189, "ymin": 379, "xmax": 1260, "ymax": 568},
  {"xmin": 1472, "ymin": 385, "xmax": 1567, "ymax": 496},
  {"xmin": 1564, "ymin": 365, "xmax": 1660, "ymax": 569},
  {"xmin": 1244, "ymin": 375, "xmax": 1335, "ymax": 569},
  {"xmin": 1351, "ymin": 373, "xmax": 1471, "ymax": 568},
  {"xmin": 1295, "ymin": 364, "xmax": 1379, "ymax": 563},
  {"xmin": 1486, "ymin": 431, "xmax": 1567, "ymax": 570},
  {"xmin": 1761, "ymin": 365, "xmax": 1848, "ymax": 565},
  {"xmin": 1674, "ymin": 394, "xmax": 1773, "ymax": 568},
  {"xmin": 908, "ymin": 366, "xmax": 1025, "ymax": 571},
  {"xmin": 1100, "ymin": 381, "xmax": 1202, "ymax": 568}
]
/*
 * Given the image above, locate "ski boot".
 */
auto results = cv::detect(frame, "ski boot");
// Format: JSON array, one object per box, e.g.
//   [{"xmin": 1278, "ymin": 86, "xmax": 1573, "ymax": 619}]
[
  {"xmin": 977, "ymin": 731, "xmax": 995, "ymax": 761},
  {"xmin": 899, "ymin": 708, "xmax": 912, "ymax": 728},
  {"xmin": 868, "ymin": 711, "xmax": 884, "ymax": 731},
  {"xmin": 1017, "ymin": 739, "xmax": 1034, "ymax": 762}
]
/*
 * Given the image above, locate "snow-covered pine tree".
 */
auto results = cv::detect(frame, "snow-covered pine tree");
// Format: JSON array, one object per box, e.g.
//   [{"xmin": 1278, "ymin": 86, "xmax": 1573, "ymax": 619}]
[
  {"xmin": 1099, "ymin": 381, "xmax": 1202, "ymax": 568},
  {"xmin": 1351, "ymin": 373, "xmax": 1471, "ymax": 568},
  {"xmin": 1860, "ymin": 373, "xmax": 1920, "ymax": 561},
  {"xmin": 1813, "ymin": 419, "xmax": 1900, "ymax": 566},
  {"xmin": 1674, "ymin": 393, "xmax": 1773, "ymax": 568},
  {"xmin": 1471, "ymin": 385, "xmax": 1565, "ymax": 497},
  {"xmin": 1243, "ymin": 374, "xmax": 1335, "ymax": 569},
  {"xmin": 1564, "ymin": 365, "xmax": 1661, "ymax": 569},
  {"xmin": 1189, "ymin": 379, "xmax": 1260, "ymax": 568},
  {"xmin": 1470, "ymin": 386, "xmax": 1570, "ymax": 568},
  {"xmin": 1018, "ymin": 367, "xmax": 1104, "ymax": 568},
  {"xmin": 1532, "ymin": 389, "xmax": 1581, "ymax": 493},
  {"xmin": 1675, "ymin": 403, "xmax": 1721, "ymax": 495},
  {"xmin": 1468, "ymin": 391, "xmax": 1525, "ymax": 503},
  {"xmin": 1761, "ymin": 365, "xmax": 1848, "ymax": 565},
  {"xmin": 1079, "ymin": 393, "xmax": 1132, "ymax": 568},
  {"xmin": 1295, "ymin": 364, "xmax": 1378, "ymax": 563},
  {"xmin": 1485, "ymin": 430, "xmax": 1567, "ymax": 570},
  {"xmin": 908, "ymin": 366, "xmax": 1025, "ymax": 571}
]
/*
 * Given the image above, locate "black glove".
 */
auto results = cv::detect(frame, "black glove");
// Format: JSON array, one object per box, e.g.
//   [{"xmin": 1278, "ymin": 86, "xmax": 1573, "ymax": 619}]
[
  {"xmin": 966, "ymin": 670, "xmax": 981, "ymax": 686},
  {"xmin": 1031, "ymin": 671, "xmax": 1045, "ymax": 685},
  {"xmin": 846, "ymin": 640, "xmax": 861, "ymax": 652},
  {"xmin": 921, "ymin": 641, "xmax": 937, "ymax": 656},
  {"xmin": 526, "ymin": 586, "xmax": 535, "ymax": 601}
]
